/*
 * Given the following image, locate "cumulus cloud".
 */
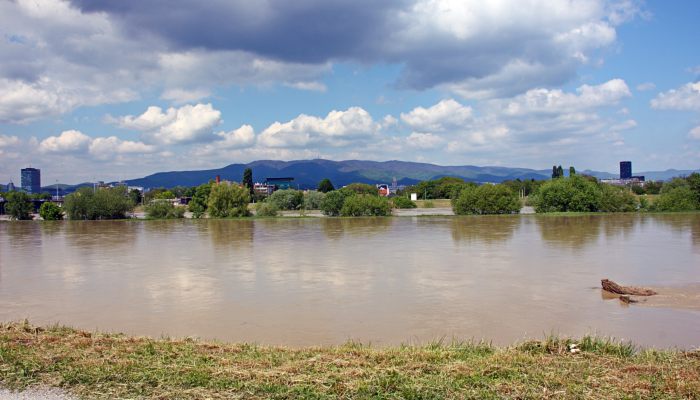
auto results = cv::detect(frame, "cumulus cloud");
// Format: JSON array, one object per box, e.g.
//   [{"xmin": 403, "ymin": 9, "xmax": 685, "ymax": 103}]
[
  {"xmin": 38, "ymin": 130, "xmax": 155, "ymax": 159},
  {"xmin": 39, "ymin": 130, "xmax": 91, "ymax": 153},
  {"xmin": 636, "ymin": 82, "xmax": 656, "ymax": 91},
  {"xmin": 401, "ymin": 99, "xmax": 473, "ymax": 132},
  {"xmin": 406, "ymin": 132, "xmax": 445, "ymax": 149},
  {"xmin": 0, "ymin": 135, "xmax": 21, "ymax": 148},
  {"xmin": 194, "ymin": 125, "xmax": 256, "ymax": 156},
  {"xmin": 651, "ymin": 82, "xmax": 700, "ymax": 111},
  {"xmin": 114, "ymin": 103, "xmax": 222, "ymax": 144},
  {"xmin": 160, "ymin": 88, "xmax": 212, "ymax": 104},
  {"xmin": 283, "ymin": 81, "xmax": 328, "ymax": 92},
  {"xmin": 258, "ymin": 107, "xmax": 380, "ymax": 148},
  {"xmin": 689, "ymin": 126, "xmax": 700, "ymax": 140}
]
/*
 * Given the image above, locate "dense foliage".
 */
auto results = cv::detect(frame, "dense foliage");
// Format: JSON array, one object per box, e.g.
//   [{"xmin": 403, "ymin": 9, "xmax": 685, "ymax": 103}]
[
  {"xmin": 452, "ymin": 184, "xmax": 521, "ymax": 215},
  {"xmin": 343, "ymin": 183, "xmax": 378, "ymax": 195},
  {"xmin": 320, "ymin": 190, "xmax": 353, "ymax": 216},
  {"xmin": 207, "ymin": 182, "xmax": 250, "ymax": 218},
  {"xmin": 317, "ymin": 178, "xmax": 335, "ymax": 193},
  {"xmin": 303, "ymin": 191, "xmax": 326, "ymax": 210},
  {"xmin": 651, "ymin": 186, "xmax": 699, "ymax": 212},
  {"xmin": 188, "ymin": 183, "xmax": 212, "ymax": 218},
  {"xmin": 407, "ymin": 177, "xmax": 476, "ymax": 199},
  {"xmin": 145, "ymin": 201, "xmax": 185, "ymax": 219},
  {"xmin": 340, "ymin": 194, "xmax": 391, "ymax": 216},
  {"xmin": 39, "ymin": 202, "xmax": 63, "ymax": 220},
  {"xmin": 267, "ymin": 189, "xmax": 304, "ymax": 210},
  {"xmin": 391, "ymin": 196, "xmax": 417, "ymax": 209},
  {"xmin": 254, "ymin": 201, "xmax": 279, "ymax": 217},
  {"xmin": 4, "ymin": 191, "xmax": 33, "ymax": 220},
  {"xmin": 532, "ymin": 176, "xmax": 604, "ymax": 213},
  {"xmin": 63, "ymin": 187, "xmax": 134, "ymax": 220},
  {"xmin": 598, "ymin": 184, "xmax": 638, "ymax": 212}
]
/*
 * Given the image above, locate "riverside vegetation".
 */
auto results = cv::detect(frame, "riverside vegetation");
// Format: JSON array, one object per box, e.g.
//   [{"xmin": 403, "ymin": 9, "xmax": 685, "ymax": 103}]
[{"xmin": 0, "ymin": 322, "xmax": 698, "ymax": 399}]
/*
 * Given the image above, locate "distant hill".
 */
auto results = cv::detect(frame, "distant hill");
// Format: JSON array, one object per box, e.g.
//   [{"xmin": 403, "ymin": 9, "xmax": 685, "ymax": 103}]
[{"xmin": 120, "ymin": 159, "xmax": 700, "ymax": 189}]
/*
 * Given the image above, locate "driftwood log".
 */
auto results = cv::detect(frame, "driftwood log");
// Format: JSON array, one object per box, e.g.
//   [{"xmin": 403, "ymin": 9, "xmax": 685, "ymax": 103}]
[{"xmin": 601, "ymin": 279, "xmax": 657, "ymax": 296}]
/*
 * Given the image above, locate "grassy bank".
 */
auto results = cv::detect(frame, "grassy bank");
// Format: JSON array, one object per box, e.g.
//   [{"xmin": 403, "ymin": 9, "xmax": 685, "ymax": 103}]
[{"xmin": 1, "ymin": 323, "xmax": 698, "ymax": 399}]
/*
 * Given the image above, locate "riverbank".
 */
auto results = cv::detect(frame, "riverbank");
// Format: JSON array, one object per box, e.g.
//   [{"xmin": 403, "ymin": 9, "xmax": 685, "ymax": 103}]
[{"xmin": 1, "ymin": 322, "xmax": 698, "ymax": 399}]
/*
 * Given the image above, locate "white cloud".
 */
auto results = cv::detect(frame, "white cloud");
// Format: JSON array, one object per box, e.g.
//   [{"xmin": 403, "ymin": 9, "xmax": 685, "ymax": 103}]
[
  {"xmin": 89, "ymin": 136, "xmax": 157, "ymax": 159},
  {"xmin": 0, "ymin": 135, "xmax": 21, "ymax": 148},
  {"xmin": 406, "ymin": 132, "xmax": 445, "ymax": 149},
  {"xmin": 160, "ymin": 88, "xmax": 212, "ymax": 104},
  {"xmin": 258, "ymin": 107, "xmax": 379, "ymax": 148},
  {"xmin": 115, "ymin": 103, "xmax": 222, "ymax": 144},
  {"xmin": 283, "ymin": 81, "xmax": 327, "ymax": 92},
  {"xmin": 636, "ymin": 82, "xmax": 656, "ymax": 91},
  {"xmin": 195, "ymin": 125, "xmax": 256, "ymax": 156},
  {"xmin": 689, "ymin": 126, "xmax": 700, "ymax": 140},
  {"xmin": 39, "ymin": 130, "xmax": 91, "ymax": 153},
  {"xmin": 651, "ymin": 82, "xmax": 700, "ymax": 111},
  {"xmin": 401, "ymin": 99, "xmax": 473, "ymax": 132}
]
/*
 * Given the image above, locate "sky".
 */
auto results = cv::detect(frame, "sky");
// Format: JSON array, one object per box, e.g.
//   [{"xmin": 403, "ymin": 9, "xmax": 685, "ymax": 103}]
[{"xmin": 0, "ymin": 0, "xmax": 699, "ymax": 184}]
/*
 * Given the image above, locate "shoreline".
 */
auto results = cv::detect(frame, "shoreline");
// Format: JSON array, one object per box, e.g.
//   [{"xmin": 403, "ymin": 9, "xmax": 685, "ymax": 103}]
[{"xmin": 1, "ymin": 322, "xmax": 698, "ymax": 399}]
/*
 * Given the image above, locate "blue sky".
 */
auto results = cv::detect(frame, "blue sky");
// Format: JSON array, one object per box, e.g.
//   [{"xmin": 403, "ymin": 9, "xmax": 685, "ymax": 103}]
[{"xmin": 0, "ymin": 0, "xmax": 699, "ymax": 184}]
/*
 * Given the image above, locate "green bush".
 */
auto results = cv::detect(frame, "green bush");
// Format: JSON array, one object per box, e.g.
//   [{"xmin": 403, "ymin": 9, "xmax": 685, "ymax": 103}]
[
  {"xmin": 391, "ymin": 196, "xmax": 417, "ymax": 209},
  {"xmin": 267, "ymin": 189, "xmax": 304, "ymax": 210},
  {"xmin": 145, "ymin": 201, "xmax": 185, "ymax": 219},
  {"xmin": 207, "ymin": 182, "xmax": 250, "ymax": 218},
  {"xmin": 303, "ymin": 191, "xmax": 326, "ymax": 210},
  {"xmin": 4, "ymin": 191, "xmax": 34, "ymax": 220},
  {"xmin": 343, "ymin": 183, "xmax": 378, "ymax": 196},
  {"xmin": 63, "ymin": 187, "xmax": 134, "ymax": 220},
  {"xmin": 317, "ymin": 178, "xmax": 335, "ymax": 193},
  {"xmin": 532, "ymin": 176, "xmax": 602, "ymax": 213},
  {"xmin": 188, "ymin": 183, "xmax": 212, "ymax": 218},
  {"xmin": 651, "ymin": 187, "xmax": 699, "ymax": 212},
  {"xmin": 452, "ymin": 184, "xmax": 521, "ymax": 215},
  {"xmin": 598, "ymin": 185, "xmax": 638, "ymax": 212},
  {"xmin": 340, "ymin": 195, "xmax": 391, "ymax": 216},
  {"xmin": 255, "ymin": 201, "xmax": 279, "ymax": 217},
  {"xmin": 39, "ymin": 202, "xmax": 63, "ymax": 220},
  {"xmin": 320, "ymin": 190, "xmax": 352, "ymax": 216}
]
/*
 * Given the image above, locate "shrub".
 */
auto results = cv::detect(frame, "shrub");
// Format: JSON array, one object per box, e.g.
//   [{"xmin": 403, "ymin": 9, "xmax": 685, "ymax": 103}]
[
  {"xmin": 452, "ymin": 184, "xmax": 521, "ymax": 215},
  {"xmin": 598, "ymin": 185, "xmax": 638, "ymax": 212},
  {"xmin": 267, "ymin": 189, "xmax": 304, "ymax": 210},
  {"xmin": 320, "ymin": 190, "xmax": 352, "ymax": 216},
  {"xmin": 188, "ymin": 183, "xmax": 212, "ymax": 218},
  {"xmin": 64, "ymin": 187, "xmax": 134, "ymax": 220},
  {"xmin": 303, "ymin": 191, "xmax": 326, "ymax": 210},
  {"xmin": 343, "ymin": 183, "xmax": 378, "ymax": 196},
  {"xmin": 145, "ymin": 200, "xmax": 185, "ymax": 219},
  {"xmin": 391, "ymin": 196, "xmax": 417, "ymax": 209},
  {"xmin": 651, "ymin": 187, "xmax": 699, "ymax": 212},
  {"xmin": 340, "ymin": 195, "xmax": 391, "ymax": 216},
  {"xmin": 39, "ymin": 202, "xmax": 63, "ymax": 220},
  {"xmin": 255, "ymin": 201, "xmax": 279, "ymax": 217},
  {"xmin": 207, "ymin": 182, "xmax": 250, "ymax": 218},
  {"xmin": 4, "ymin": 191, "xmax": 34, "ymax": 220},
  {"xmin": 532, "ymin": 176, "xmax": 602, "ymax": 213}
]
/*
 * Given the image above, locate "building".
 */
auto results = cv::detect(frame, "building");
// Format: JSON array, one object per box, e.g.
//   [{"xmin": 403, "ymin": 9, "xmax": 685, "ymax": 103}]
[
  {"xmin": 21, "ymin": 168, "xmax": 41, "ymax": 194},
  {"xmin": 253, "ymin": 182, "xmax": 273, "ymax": 196},
  {"xmin": 620, "ymin": 161, "xmax": 632, "ymax": 180},
  {"xmin": 264, "ymin": 177, "xmax": 295, "ymax": 191}
]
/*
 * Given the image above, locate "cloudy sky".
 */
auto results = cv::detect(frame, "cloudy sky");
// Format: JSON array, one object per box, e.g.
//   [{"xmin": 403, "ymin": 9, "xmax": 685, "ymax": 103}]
[{"xmin": 1, "ymin": 0, "xmax": 699, "ymax": 184}]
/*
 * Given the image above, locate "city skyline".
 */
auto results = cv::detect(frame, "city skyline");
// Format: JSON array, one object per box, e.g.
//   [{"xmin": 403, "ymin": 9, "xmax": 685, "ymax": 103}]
[{"xmin": 1, "ymin": 1, "xmax": 699, "ymax": 183}]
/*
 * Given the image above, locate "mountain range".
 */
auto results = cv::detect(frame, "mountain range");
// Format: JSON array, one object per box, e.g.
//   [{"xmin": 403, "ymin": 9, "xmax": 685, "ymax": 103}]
[{"xmin": 108, "ymin": 159, "xmax": 699, "ymax": 190}]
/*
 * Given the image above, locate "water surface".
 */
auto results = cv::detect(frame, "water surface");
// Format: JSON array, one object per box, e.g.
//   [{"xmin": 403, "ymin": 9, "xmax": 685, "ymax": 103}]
[{"xmin": 1, "ymin": 215, "xmax": 698, "ymax": 347}]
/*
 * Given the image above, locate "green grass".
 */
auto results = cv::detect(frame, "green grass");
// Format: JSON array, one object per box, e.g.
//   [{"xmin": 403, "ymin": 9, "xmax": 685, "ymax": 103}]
[{"xmin": 1, "ymin": 322, "xmax": 698, "ymax": 399}]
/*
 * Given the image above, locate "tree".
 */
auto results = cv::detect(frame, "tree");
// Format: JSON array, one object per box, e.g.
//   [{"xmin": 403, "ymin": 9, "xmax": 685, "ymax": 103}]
[
  {"xmin": 154, "ymin": 190, "xmax": 175, "ymax": 200},
  {"xmin": 343, "ymin": 183, "xmax": 378, "ymax": 195},
  {"xmin": 255, "ymin": 201, "xmax": 278, "ymax": 217},
  {"xmin": 207, "ymin": 181, "xmax": 250, "ymax": 218},
  {"xmin": 303, "ymin": 191, "xmax": 326, "ymax": 210},
  {"xmin": 652, "ymin": 187, "xmax": 699, "ymax": 212},
  {"xmin": 5, "ymin": 191, "xmax": 33, "ymax": 220},
  {"xmin": 340, "ymin": 194, "xmax": 391, "ymax": 216},
  {"xmin": 39, "ymin": 202, "xmax": 63, "ymax": 220},
  {"xmin": 145, "ymin": 200, "xmax": 185, "ymax": 219},
  {"xmin": 188, "ymin": 182, "xmax": 212, "ymax": 218},
  {"xmin": 317, "ymin": 178, "xmax": 335, "ymax": 193},
  {"xmin": 392, "ymin": 196, "xmax": 417, "ymax": 209},
  {"xmin": 63, "ymin": 187, "xmax": 134, "ymax": 220},
  {"xmin": 552, "ymin": 165, "xmax": 558, "ymax": 179},
  {"xmin": 267, "ymin": 189, "xmax": 304, "ymax": 210},
  {"xmin": 598, "ymin": 185, "xmax": 638, "ymax": 212},
  {"xmin": 532, "ymin": 175, "xmax": 602, "ymax": 213},
  {"xmin": 242, "ymin": 168, "xmax": 254, "ymax": 197},
  {"xmin": 320, "ymin": 190, "xmax": 353, "ymax": 216},
  {"xmin": 569, "ymin": 166, "xmax": 576, "ymax": 176},
  {"xmin": 452, "ymin": 184, "xmax": 521, "ymax": 215},
  {"xmin": 128, "ymin": 189, "xmax": 142, "ymax": 205}
]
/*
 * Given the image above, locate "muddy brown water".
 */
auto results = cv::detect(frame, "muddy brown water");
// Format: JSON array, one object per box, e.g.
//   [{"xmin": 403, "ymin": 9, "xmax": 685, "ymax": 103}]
[{"xmin": 1, "ymin": 214, "xmax": 699, "ymax": 348}]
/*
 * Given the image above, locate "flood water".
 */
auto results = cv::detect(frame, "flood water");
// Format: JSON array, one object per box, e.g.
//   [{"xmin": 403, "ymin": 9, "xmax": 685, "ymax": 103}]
[{"xmin": 1, "ymin": 215, "xmax": 699, "ymax": 348}]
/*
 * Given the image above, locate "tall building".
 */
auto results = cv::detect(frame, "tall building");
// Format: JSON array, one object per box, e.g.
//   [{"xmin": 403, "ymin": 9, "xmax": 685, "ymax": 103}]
[
  {"xmin": 619, "ymin": 161, "xmax": 632, "ymax": 180},
  {"xmin": 21, "ymin": 168, "xmax": 41, "ymax": 194}
]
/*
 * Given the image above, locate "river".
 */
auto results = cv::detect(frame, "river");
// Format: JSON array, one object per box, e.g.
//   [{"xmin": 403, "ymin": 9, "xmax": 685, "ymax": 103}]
[{"xmin": 1, "ymin": 214, "xmax": 698, "ymax": 348}]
